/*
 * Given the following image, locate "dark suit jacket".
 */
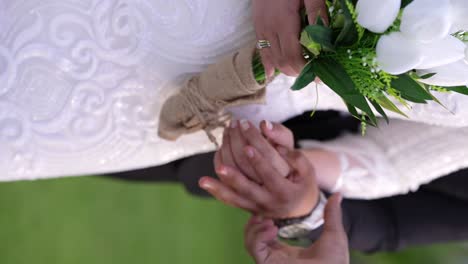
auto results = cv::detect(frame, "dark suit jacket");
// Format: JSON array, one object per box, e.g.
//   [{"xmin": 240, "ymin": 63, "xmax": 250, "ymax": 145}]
[{"xmin": 103, "ymin": 111, "xmax": 468, "ymax": 253}]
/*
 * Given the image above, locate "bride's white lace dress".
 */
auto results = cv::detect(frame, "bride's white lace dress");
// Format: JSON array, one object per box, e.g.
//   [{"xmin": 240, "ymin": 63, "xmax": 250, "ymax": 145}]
[{"xmin": 2, "ymin": 0, "xmax": 468, "ymax": 198}]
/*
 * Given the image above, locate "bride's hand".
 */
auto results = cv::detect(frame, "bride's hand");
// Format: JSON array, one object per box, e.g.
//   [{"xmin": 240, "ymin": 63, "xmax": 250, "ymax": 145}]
[
  {"xmin": 252, "ymin": 0, "xmax": 304, "ymax": 78},
  {"xmin": 252, "ymin": 0, "xmax": 328, "ymax": 78},
  {"xmin": 214, "ymin": 120, "xmax": 293, "ymax": 184}
]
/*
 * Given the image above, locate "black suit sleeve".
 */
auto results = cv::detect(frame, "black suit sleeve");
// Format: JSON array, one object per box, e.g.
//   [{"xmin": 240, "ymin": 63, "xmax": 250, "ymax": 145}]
[{"xmin": 329, "ymin": 186, "xmax": 468, "ymax": 253}]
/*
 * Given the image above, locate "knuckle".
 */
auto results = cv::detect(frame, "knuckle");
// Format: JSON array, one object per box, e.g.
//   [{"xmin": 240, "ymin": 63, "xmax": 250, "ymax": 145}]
[
  {"xmin": 238, "ymin": 183, "xmax": 252, "ymax": 197},
  {"xmin": 259, "ymin": 203, "xmax": 272, "ymax": 213},
  {"xmin": 276, "ymin": 58, "xmax": 289, "ymax": 69},
  {"xmin": 276, "ymin": 191, "xmax": 290, "ymax": 203},
  {"xmin": 257, "ymin": 197, "xmax": 271, "ymax": 208},
  {"xmin": 289, "ymin": 150, "xmax": 303, "ymax": 160},
  {"xmin": 260, "ymin": 51, "xmax": 272, "ymax": 62},
  {"xmin": 296, "ymin": 149, "xmax": 307, "ymax": 159},
  {"xmin": 296, "ymin": 152, "xmax": 309, "ymax": 164},
  {"xmin": 233, "ymin": 158, "xmax": 248, "ymax": 171},
  {"xmin": 250, "ymin": 152, "xmax": 263, "ymax": 165},
  {"xmin": 219, "ymin": 192, "xmax": 232, "ymax": 203}
]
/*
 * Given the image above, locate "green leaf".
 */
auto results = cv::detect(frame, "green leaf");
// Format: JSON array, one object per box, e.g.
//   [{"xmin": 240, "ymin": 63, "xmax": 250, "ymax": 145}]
[
  {"xmin": 301, "ymin": 24, "xmax": 335, "ymax": 55},
  {"xmin": 315, "ymin": 15, "xmax": 326, "ymax": 26},
  {"xmin": 291, "ymin": 61, "xmax": 316, "ymax": 91},
  {"xmin": 370, "ymin": 100, "xmax": 389, "ymax": 124},
  {"xmin": 376, "ymin": 95, "xmax": 408, "ymax": 118},
  {"xmin": 346, "ymin": 103, "xmax": 359, "ymax": 119},
  {"xmin": 401, "ymin": 0, "xmax": 414, "ymax": 8},
  {"xmin": 418, "ymin": 72, "xmax": 436, "ymax": 80},
  {"xmin": 391, "ymin": 74, "xmax": 433, "ymax": 101},
  {"xmin": 400, "ymin": 94, "xmax": 428, "ymax": 104},
  {"xmin": 446, "ymin": 85, "xmax": 468, "ymax": 96},
  {"xmin": 311, "ymin": 57, "xmax": 377, "ymax": 125},
  {"xmin": 334, "ymin": 0, "xmax": 359, "ymax": 46}
]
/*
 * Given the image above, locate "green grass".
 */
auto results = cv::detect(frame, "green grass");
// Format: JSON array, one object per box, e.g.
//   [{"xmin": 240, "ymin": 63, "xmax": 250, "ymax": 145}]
[
  {"xmin": 0, "ymin": 176, "xmax": 467, "ymax": 264},
  {"xmin": 0, "ymin": 176, "xmax": 251, "ymax": 264}
]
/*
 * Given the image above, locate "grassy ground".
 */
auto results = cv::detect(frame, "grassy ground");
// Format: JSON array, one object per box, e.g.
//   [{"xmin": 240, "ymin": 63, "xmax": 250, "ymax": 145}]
[{"xmin": 0, "ymin": 176, "xmax": 467, "ymax": 264}]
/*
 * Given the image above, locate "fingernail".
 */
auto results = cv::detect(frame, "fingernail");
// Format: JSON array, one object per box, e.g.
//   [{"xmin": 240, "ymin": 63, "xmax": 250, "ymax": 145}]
[
  {"xmin": 200, "ymin": 181, "xmax": 213, "ymax": 190},
  {"xmin": 230, "ymin": 119, "xmax": 237, "ymax": 129},
  {"xmin": 245, "ymin": 147, "xmax": 255, "ymax": 158},
  {"xmin": 217, "ymin": 166, "xmax": 228, "ymax": 176},
  {"xmin": 240, "ymin": 119, "xmax": 250, "ymax": 131},
  {"xmin": 264, "ymin": 120, "xmax": 273, "ymax": 131}
]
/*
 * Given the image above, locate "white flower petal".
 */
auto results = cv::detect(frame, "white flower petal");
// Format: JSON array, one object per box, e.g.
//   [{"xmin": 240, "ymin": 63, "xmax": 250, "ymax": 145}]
[
  {"xmin": 376, "ymin": 32, "xmax": 423, "ymax": 75},
  {"xmin": 450, "ymin": 0, "xmax": 468, "ymax": 33},
  {"xmin": 465, "ymin": 45, "xmax": 468, "ymax": 62},
  {"xmin": 356, "ymin": 0, "xmax": 401, "ymax": 33},
  {"xmin": 400, "ymin": 0, "xmax": 452, "ymax": 43},
  {"xmin": 418, "ymin": 60, "xmax": 468, "ymax": 87},
  {"xmin": 416, "ymin": 35, "xmax": 466, "ymax": 69}
]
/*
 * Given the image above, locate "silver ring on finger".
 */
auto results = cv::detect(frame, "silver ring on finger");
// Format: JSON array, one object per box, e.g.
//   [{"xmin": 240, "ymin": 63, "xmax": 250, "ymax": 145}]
[{"xmin": 256, "ymin": 39, "xmax": 271, "ymax": 50}]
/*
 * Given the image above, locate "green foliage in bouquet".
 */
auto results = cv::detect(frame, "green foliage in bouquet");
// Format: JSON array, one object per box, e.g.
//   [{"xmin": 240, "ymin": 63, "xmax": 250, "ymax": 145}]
[{"xmin": 253, "ymin": 0, "xmax": 468, "ymax": 130}]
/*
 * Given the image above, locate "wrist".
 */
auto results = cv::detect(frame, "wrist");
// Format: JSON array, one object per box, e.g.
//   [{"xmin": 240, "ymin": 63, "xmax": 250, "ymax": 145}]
[
  {"xmin": 275, "ymin": 192, "xmax": 328, "ymax": 239},
  {"xmin": 301, "ymin": 148, "xmax": 341, "ymax": 192},
  {"xmin": 284, "ymin": 187, "xmax": 319, "ymax": 218}
]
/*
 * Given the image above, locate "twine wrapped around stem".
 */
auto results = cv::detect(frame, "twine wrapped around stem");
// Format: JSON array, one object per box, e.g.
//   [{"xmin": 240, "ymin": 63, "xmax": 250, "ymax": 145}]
[{"xmin": 158, "ymin": 43, "xmax": 267, "ymax": 145}]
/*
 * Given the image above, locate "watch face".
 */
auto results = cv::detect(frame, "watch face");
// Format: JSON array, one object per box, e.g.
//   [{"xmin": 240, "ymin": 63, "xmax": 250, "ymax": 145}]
[{"xmin": 279, "ymin": 223, "xmax": 311, "ymax": 239}]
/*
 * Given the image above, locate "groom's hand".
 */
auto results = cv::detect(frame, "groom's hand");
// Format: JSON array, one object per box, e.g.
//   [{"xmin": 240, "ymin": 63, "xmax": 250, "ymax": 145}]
[
  {"xmin": 245, "ymin": 194, "xmax": 349, "ymax": 264},
  {"xmin": 200, "ymin": 145, "xmax": 319, "ymax": 219}
]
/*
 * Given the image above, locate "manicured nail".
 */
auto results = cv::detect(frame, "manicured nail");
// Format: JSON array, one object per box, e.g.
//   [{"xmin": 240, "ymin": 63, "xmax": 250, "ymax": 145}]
[
  {"xmin": 264, "ymin": 120, "xmax": 273, "ymax": 131},
  {"xmin": 200, "ymin": 181, "xmax": 213, "ymax": 190},
  {"xmin": 245, "ymin": 147, "xmax": 255, "ymax": 158},
  {"xmin": 217, "ymin": 166, "xmax": 228, "ymax": 176},
  {"xmin": 230, "ymin": 119, "xmax": 237, "ymax": 129},
  {"xmin": 240, "ymin": 119, "xmax": 250, "ymax": 131}
]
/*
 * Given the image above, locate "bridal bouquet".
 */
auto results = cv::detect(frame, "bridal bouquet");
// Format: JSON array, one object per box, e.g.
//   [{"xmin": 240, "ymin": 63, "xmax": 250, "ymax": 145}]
[
  {"xmin": 253, "ymin": 0, "xmax": 468, "ymax": 127},
  {"xmin": 159, "ymin": 0, "xmax": 468, "ymax": 142}
]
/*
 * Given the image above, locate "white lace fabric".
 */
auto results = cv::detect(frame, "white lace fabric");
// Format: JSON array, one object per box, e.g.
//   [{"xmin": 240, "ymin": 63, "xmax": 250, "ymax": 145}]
[
  {"xmin": 2, "ymin": 0, "xmax": 468, "ymax": 196},
  {"xmin": 0, "ymin": 0, "xmax": 257, "ymax": 180},
  {"xmin": 300, "ymin": 120, "xmax": 468, "ymax": 199}
]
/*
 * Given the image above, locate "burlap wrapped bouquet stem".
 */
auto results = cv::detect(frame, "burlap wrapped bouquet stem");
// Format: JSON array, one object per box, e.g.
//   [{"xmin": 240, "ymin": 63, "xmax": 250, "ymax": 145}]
[{"xmin": 158, "ymin": 44, "xmax": 267, "ymax": 144}]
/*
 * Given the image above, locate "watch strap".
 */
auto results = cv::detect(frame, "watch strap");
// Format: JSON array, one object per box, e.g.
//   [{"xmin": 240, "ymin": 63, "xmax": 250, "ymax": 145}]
[{"xmin": 277, "ymin": 192, "xmax": 327, "ymax": 239}]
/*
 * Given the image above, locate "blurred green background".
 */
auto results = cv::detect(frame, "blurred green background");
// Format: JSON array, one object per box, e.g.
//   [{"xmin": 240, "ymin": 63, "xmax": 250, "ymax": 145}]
[{"xmin": 0, "ymin": 176, "xmax": 467, "ymax": 264}]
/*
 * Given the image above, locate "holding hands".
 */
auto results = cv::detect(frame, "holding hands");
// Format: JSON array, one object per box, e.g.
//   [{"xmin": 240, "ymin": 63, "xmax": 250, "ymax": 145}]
[
  {"xmin": 198, "ymin": 120, "xmax": 349, "ymax": 264},
  {"xmin": 199, "ymin": 120, "xmax": 319, "ymax": 219}
]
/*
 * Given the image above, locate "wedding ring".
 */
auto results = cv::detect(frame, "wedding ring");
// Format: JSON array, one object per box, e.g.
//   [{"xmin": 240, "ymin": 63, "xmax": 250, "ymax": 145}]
[{"xmin": 256, "ymin": 39, "xmax": 271, "ymax": 50}]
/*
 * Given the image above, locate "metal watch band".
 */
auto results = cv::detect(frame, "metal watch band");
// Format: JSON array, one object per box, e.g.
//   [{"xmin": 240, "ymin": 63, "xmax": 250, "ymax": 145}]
[{"xmin": 277, "ymin": 192, "xmax": 328, "ymax": 239}]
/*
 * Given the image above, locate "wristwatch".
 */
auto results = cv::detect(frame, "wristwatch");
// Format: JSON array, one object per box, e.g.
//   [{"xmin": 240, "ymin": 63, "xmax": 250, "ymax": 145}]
[{"xmin": 274, "ymin": 192, "xmax": 328, "ymax": 239}]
